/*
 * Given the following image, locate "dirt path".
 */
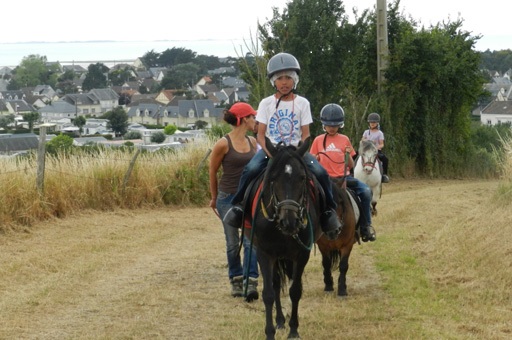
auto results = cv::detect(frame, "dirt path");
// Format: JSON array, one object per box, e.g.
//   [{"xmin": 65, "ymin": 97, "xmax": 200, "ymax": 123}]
[{"xmin": 0, "ymin": 179, "xmax": 505, "ymax": 339}]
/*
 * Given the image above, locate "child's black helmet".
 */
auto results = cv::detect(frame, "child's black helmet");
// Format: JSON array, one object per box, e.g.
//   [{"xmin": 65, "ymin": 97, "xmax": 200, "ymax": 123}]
[
  {"xmin": 320, "ymin": 104, "xmax": 345, "ymax": 127},
  {"xmin": 267, "ymin": 53, "xmax": 301, "ymax": 79},
  {"xmin": 368, "ymin": 112, "xmax": 381, "ymax": 123}
]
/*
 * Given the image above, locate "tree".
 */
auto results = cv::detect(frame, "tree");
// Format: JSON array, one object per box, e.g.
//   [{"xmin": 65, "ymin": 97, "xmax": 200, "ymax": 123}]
[
  {"xmin": 74, "ymin": 116, "xmax": 86, "ymax": 137},
  {"xmin": 163, "ymin": 124, "xmax": 178, "ymax": 135},
  {"xmin": 158, "ymin": 47, "xmax": 196, "ymax": 67},
  {"xmin": 141, "ymin": 49, "xmax": 160, "ymax": 68},
  {"xmin": 257, "ymin": 0, "xmax": 484, "ymax": 177},
  {"xmin": 194, "ymin": 120, "xmax": 208, "ymax": 129},
  {"xmin": 46, "ymin": 134, "xmax": 74, "ymax": 154},
  {"xmin": 160, "ymin": 63, "xmax": 200, "ymax": 89},
  {"xmin": 257, "ymin": 0, "xmax": 348, "ymax": 132},
  {"xmin": 10, "ymin": 55, "xmax": 48, "ymax": 89},
  {"xmin": 124, "ymin": 131, "xmax": 142, "ymax": 140},
  {"xmin": 101, "ymin": 107, "xmax": 129, "ymax": 136},
  {"xmin": 22, "ymin": 112, "xmax": 40, "ymax": 133},
  {"xmin": 56, "ymin": 69, "xmax": 79, "ymax": 94},
  {"xmin": 150, "ymin": 131, "xmax": 166, "ymax": 144},
  {"xmin": 82, "ymin": 63, "xmax": 108, "ymax": 91},
  {"xmin": 109, "ymin": 66, "xmax": 135, "ymax": 86},
  {"xmin": 0, "ymin": 115, "xmax": 15, "ymax": 131}
]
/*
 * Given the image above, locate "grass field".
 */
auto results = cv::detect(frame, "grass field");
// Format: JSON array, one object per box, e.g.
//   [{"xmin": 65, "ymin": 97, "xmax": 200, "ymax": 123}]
[{"xmin": 1, "ymin": 179, "xmax": 510, "ymax": 339}]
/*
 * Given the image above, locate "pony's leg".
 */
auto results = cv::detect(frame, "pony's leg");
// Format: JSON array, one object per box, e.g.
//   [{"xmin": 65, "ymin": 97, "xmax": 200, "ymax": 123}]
[
  {"xmin": 337, "ymin": 253, "xmax": 350, "ymax": 296},
  {"xmin": 321, "ymin": 251, "xmax": 334, "ymax": 292},
  {"xmin": 259, "ymin": 255, "xmax": 276, "ymax": 340},
  {"xmin": 273, "ymin": 264, "xmax": 286, "ymax": 329},
  {"xmin": 287, "ymin": 255, "xmax": 309, "ymax": 339}
]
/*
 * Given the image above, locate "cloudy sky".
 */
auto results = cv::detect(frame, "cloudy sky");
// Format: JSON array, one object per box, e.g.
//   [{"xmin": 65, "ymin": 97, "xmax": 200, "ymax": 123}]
[{"xmin": 1, "ymin": 0, "xmax": 509, "ymax": 52}]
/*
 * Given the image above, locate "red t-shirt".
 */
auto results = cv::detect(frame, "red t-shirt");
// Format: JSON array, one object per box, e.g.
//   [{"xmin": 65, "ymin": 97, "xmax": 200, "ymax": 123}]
[{"xmin": 310, "ymin": 133, "xmax": 355, "ymax": 177}]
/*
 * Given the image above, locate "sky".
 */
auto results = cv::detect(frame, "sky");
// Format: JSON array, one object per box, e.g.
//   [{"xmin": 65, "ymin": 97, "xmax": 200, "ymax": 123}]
[{"xmin": 1, "ymin": 0, "xmax": 510, "ymax": 52}]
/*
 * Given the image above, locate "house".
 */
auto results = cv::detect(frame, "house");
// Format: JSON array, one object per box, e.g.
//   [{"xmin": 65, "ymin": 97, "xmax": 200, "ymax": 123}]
[
  {"xmin": 155, "ymin": 89, "xmax": 176, "ymax": 104},
  {"xmin": 480, "ymin": 100, "xmax": 512, "ymax": 126},
  {"xmin": 82, "ymin": 118, "xmax": 113, "ymax": 136},
  {"xmin": 0, "ymin": 133, "xmax": 39, "ymax": 155},
  {"xmin": 39, "ymin": 101, "xmax": 80, "ymax": 123},
  {"xmin": 126, "ymin": 99, "xmax": 222, "ymax": 128}
]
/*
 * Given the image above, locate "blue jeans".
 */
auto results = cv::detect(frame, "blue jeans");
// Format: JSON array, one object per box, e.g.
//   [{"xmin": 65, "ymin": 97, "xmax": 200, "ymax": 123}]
[
  {"xmin": 231, "ymin": 149, "xmax": 336, "ymax": 209},
  {"xmin": 345, "ymin": 176, "xmax": 373, "ymax": 226},
  {"xmin": 216, "ymin": 191, "xmax": 258, "ymax": 279}
]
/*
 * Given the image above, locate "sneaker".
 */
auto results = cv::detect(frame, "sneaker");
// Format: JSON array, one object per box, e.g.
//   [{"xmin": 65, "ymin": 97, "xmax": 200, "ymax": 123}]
[
  {"xmin": 230, "ymin": 276, "xmax": 243, "ymax": 297},
  {"xmin": 382, "ymin": 175, "xmax": 390, "ymax": 183},
  {"xmin": 361, "ymin": 225, "xmax": 376, "ymax": 242},
  {"xmin": 223, "ymin": 204, "xmax": 244, "ymax": 229},
  {"xmin": 320, "ymin": 209, "xmax": 342, "ymax": 240},
  {"xmin": 245, "ymin": 277, "xmax": 259, "ymax": 302}
]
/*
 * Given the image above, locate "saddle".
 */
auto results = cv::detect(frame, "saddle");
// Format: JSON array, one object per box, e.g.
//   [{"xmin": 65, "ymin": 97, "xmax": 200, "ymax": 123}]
[{"xmin": 331, "ymin": 176, "xmax": 365, "ymax": 240}]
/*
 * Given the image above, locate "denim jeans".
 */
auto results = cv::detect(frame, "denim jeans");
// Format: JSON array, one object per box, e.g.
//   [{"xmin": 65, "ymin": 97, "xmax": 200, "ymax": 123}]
[
  {"xmin": 345, "ymin": 176, "xmax": 373, "ymax": 226},
  {"xmin": 231, "ymin": 149, "xmax": 336, "ymax": 209},
  {"xmin": 216, "ymin": 191, "xmax": 258, "ymax": 279}
]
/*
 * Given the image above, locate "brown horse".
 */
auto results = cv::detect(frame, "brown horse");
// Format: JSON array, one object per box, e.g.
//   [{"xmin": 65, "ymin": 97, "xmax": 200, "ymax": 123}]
[{"xmin": 316, "ymin": 178, "xmax": 358, "ymax": 296}]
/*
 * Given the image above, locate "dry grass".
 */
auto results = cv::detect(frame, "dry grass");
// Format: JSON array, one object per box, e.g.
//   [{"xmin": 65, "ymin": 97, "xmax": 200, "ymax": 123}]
[
  {"xmin": 0, "ymin": 141, "xmax": 212, "ymax": 231},
  {"xmin": 1, "ymin": 179, "xmax": 511, "ymax": 339}
]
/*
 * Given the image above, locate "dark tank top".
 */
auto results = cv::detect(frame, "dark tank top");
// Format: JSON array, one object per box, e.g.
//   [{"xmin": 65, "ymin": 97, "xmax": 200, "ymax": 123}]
[{"xmin": 219, "ymin": 134, "xmax": 255, "ymax": 194}]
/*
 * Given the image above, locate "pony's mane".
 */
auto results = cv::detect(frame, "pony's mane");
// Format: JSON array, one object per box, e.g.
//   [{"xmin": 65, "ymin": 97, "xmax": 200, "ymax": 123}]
[
  {"xmin": 360, "ymin": 140, "xmax": 377, "ymax": 153},
  {"xmin": 267, "ymin": 144, "xmax": 307, "ymax": 175}
]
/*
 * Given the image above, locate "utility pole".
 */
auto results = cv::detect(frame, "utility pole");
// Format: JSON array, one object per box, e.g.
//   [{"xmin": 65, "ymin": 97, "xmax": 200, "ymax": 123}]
[{"xmin": 376, "ymin": 0, "xmax": 389, "ymax": 94}]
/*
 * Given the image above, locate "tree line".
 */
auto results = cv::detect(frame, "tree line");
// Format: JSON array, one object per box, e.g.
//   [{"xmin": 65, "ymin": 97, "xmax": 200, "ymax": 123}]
[{"xmin": 236, "ymin": 0, "xmax": 511, "ymax": 178}]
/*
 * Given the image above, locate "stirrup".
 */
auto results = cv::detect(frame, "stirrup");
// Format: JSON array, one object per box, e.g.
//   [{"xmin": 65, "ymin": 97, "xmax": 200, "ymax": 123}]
[{"xmin": 361, "ymin": 225, "xmax": 376, "ymax": 242}]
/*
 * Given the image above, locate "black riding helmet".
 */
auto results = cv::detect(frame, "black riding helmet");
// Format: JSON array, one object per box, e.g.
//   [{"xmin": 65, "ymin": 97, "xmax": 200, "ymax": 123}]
[
  {"xmin": 367, "ymin": 112, "xmax": 381, "ymax": 123},
  {"xmin": 320, "ymin": 103, "xmax": 345, "ymax": 128}
]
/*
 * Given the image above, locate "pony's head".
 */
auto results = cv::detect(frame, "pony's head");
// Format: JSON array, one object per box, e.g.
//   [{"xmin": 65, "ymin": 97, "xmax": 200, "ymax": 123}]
[
  {"xmin": 359, "ymin": 140, "xmax": 378, "ymax": 174},
  {"xmin": 263, "ymin": 137, "xmax": 311, "ymax": 236}
]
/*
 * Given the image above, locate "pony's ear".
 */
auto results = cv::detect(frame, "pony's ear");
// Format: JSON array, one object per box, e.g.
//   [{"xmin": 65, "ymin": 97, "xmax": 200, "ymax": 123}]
[
  {"xmin": 297, "ymin": 137, "xmax": 311, "ymax": 156},
  {"xmin": 265, "ymin": 137, "xmax": 277, "ymax": 157}
]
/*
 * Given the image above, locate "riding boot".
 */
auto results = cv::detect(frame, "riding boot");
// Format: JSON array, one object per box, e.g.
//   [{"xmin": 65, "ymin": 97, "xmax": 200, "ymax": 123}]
[
  {"xmin": 230, "ymin": 276, "xmax": 244, "ymax": 297},
  {"xmin": 361, "ymin": 224, "xmax": 376, "ymax": 242},
  {"xmin": 320, "ymin": 209, "xmax": 342, "ymax": 240},
  {"xmin": 223, "ymin": 204, "xmax": 244, "ymax": 229},
  {"xmin": 382, "ymin": 174, "xmax": 390, "ymax": 183},
  {"xmin": 245, "ymin": 277, "xmax": 259, "ymax": 302}
]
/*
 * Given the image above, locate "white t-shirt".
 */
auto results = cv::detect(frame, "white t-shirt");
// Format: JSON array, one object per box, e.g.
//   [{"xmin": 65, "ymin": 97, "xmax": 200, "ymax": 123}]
[{"xmin": 256, "ymin": 94, "xmax": 313, "ymax": 146}]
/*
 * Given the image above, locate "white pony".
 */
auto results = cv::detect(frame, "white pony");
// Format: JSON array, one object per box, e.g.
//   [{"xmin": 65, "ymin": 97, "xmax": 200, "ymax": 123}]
[{"xmin": 354, "ymin": 140, "xmax": 382, "ymax": 216}]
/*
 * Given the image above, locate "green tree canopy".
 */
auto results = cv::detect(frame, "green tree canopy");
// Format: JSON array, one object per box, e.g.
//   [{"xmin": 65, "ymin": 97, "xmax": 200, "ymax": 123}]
[
  {"xmin": 158, "ymin": 47, "xmax": 197, "ymax": 67},
  {"xmin": 46, "ymin": 134, "xmax": 74, "ymax": 154},
  {"xmin": 160, "ymin": 63, "xmax": 200, "ymax": 89},
  {"xmin": 82, "ymin": 63, "xmax": 108, "ymax": 91},
  {"xmin": 101, "ymin": 107, "xmax": 129, "ymax": 136},
  {"xmin": 163, "ymin": 124, "xmax": 178, "ymax": 135},
  {"xmin": 9, "ymin": 55, "xmax": 51, "ymax": 89},
  {"xmin": 150, "ymin": 131, "xmax": 166, "ymax": 144},
  {"xmin": 22, "ymin": 112, "xmax": 40, "ymax": 133},
  {"xmin": 73, "ymin": 116, "xmax": 86, "ymax": 137},
  {"xmin": 256, "ymin": 0, "xmax": 484, "ymax": 177}
]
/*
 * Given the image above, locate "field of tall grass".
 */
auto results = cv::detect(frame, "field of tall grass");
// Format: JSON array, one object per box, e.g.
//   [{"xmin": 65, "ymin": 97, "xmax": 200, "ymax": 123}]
[
  {"xmin": 0, "ymin": 140, "xmax": 213, "ymax": 232},
  {"xmin": 1, "ymin": 128, "xmax": 511, "ymax": 233}
]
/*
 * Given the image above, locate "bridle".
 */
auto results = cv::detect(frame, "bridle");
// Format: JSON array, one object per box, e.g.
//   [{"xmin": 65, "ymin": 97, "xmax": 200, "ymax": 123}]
[
  {"xmin": 360, "ymin": 147, "xmax": 378, "ymax": 174},
  {"xmin": 257, "ymin": 155, "xmax": 313, "ymax": 250}
]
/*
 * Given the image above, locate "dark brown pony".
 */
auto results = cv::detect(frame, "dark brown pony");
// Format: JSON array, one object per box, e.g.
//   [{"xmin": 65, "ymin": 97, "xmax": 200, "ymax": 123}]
[
  {"xmin": 316, "ymin": 178, "xmax": 358, "ymax": 296},
  {"xmin": 244, "ymin": 137, "xmax": 323, "ymax": 340}
]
